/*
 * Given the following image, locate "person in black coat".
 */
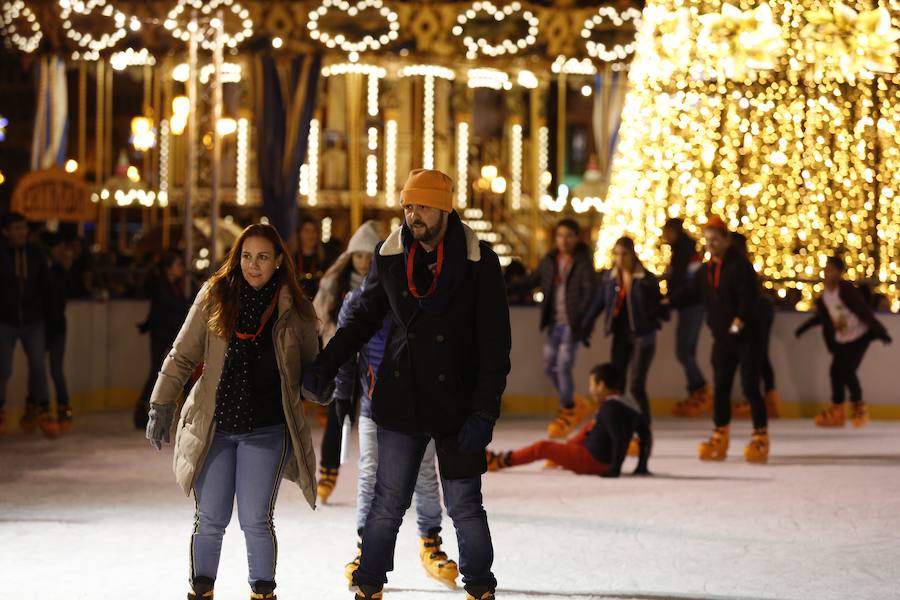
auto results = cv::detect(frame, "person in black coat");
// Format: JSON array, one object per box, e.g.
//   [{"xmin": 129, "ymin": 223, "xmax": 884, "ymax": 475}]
[
  {"xmin": 662, "ymin": 218, "xmax": 711, "ymax": 416},
  {"xmin": 295, "ymin": 213, "xmax": 338, "ymax": 300},
  {"xmin": 0, "ymin": 212, "xmax": 56, "ymax": 437},
  {"xmin": 523, "ymin": 218, "xmax": 598, "ymax": 439},
  {"xmin": 667, "ymin": 216, "xmax": 770, "ymax": 464},
  {"xmin": 582, "ymin": 236, "xmax": 659, "ymax": 471},
  {"xmin": 795, "ymin": 255, "xmax": 891, "ymax": 428},
  {"xmin": 302, "ymin": 169, "xmax": 510, "ymax": 600},
  {"xmin": 42, "ymin": 233, "xmax": 74, "ymax": 432},
  {"xmin": 730, "ymin": 232, "xmax": 781, "ymax": 419},
  {"xmin": 134, "ymin": 250, "xmax": 191, "ymax": 429}
]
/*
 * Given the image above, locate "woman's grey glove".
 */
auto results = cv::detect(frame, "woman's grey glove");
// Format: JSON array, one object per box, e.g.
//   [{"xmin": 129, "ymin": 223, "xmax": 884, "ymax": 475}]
[{"xmin": 146, "ymin": 403, "xmax": 175, "ymax": 450}]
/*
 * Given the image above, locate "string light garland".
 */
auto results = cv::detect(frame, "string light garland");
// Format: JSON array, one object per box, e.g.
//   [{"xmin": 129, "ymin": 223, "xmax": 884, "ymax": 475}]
[
  {"xmin": 510, "ymin": 122, "xmax": 522, "ymax": 210},
  {"xmin": 110, "ymin": 47, "xmax": 155, "ymax": 70},
  {"xmin": 1, "ymin": 1, "xmax": 42, "ymax": 53},
  {"xmin": 516, "ymin": 69, "xmax": 538, "ymax": 89},
  {"xmin": 306, "ymin": 117, "xmax": 320, "ymax": 206},
  {"xmin": 452, "ymin": 1, "xmax": 538, "ymax": 60},
  {"xmin": 236, "ymin": 117, "xmax": 248, "ymax": 206},
  {"xmin": 599, "ymin": 0, "xmax": 900, "ymax": 309},
  {"xmin": 158, "ymin": 119, "xmax": 169, "ymax": 207},
  {"xmin": 307, "ymin": 0, "xmax": 399, "ymax": 54},
  {"xmin": 60, "ymin": 0, "xmax": 140, "ymax": 61},
  {"xmin": 467, "ymin": 68, "xmax": 512, "ymax": 90},
  {"xmin": 165, "ymin": 0, "xmax": 252, "ymax": 50},
  {"xmin": 384, "ymin": 119, "xmax": 398, "ymax": 206},
  {"xmin": 422, "ymin": 74, "xmax": 435, "ymax": 169},
  {"xmin": 582, "ymin": 6, "xmax": 642, "ymax": 62},
  {"xmin": 551, "ymin": 56, "xmax": 597, "ymax": 75},
  {"xmin": 366, "ymin": 126, "xmax": 378, "ymax": 197},
  {"xmin": 399, "ymin": 64, "xmax": 455, "ymax": 80},
  {"xmin": 456, "ymin": 121, "xmax": 469, "ymax": 208}
]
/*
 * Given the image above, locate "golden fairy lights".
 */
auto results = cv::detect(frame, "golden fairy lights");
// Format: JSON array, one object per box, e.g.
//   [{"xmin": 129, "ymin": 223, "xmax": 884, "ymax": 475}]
[
  {"xmin": 60, "ymin": 0, "xmax": 140, "ymax": 61},
  {"xmin": 165, "ymin": 0, "xmax": 253, "ymax": 50},
  {"xmin": 235, "ymin": 117, "xmax": 248, "ymax": 206},
  {"xmin": 384, "ymin": 119, "xmax": 398, "ymax": 207},
  {"xmin": 452, "ymin": 1, "xmax": 539, "ymax": 60},
  {"xmin": 1, "ymin": 1, "xmax": 41, "ymax": 53},
  {"xmin": 456, "ymin": 121, "xmax": 469, "ymax": 208},
  {"xmin": 582, "ymin": 6, "xmax": 642, "ymax": 62},
  {"xmin": 307, "ymin": 0, "xmax": 400, "ymax": 55},
  {"xmin": 600, "ymin": 0, "xmax": 900, "ymax": 309}
]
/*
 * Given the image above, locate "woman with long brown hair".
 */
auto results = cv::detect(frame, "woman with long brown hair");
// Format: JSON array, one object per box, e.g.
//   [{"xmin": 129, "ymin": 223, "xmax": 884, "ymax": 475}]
[
  {"xmin": 145, "ymin": 223, "xmax": 322, "ymax": 600},
  {"xmin": 583, "ymin": 236, "xmax": 661, "ymax": 475}
]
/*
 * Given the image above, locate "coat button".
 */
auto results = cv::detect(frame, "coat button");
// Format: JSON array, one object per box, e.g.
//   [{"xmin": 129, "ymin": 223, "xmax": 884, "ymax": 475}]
[
  {"xmin": 436, "ymin": 334, "xmax": 445, "ymax": 342},
  {"xmin": 394, "ymin": 370, "xmax": 400, "ymax": 378},
  {"xmin": 438, "ymin": 374, "xmax": 446, "ymax": 382},
  {"xmin": 402, "ymin": 291, "xmax": 409, "ymax": 298}
]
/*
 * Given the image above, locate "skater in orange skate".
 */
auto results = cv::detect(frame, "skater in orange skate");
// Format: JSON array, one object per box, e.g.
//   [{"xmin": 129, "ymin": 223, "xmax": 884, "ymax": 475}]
[
  {"xmin": 666, "ymin": 216, "xmax": 770, "ymax": 464},
  {"xmin": 729, "ymin": 232, "xmax": 780, "ymax": 420},
  {"xmin": 795, "ymin": 255, "xmax": 892, "ymax": 428},
  {"xmin": 487, "ymin": 363, "xmax": 650, "ymax": 477},
  {"xmin": 522, "ymin": 219, "xmax": 598, "ymax": 439},
  {"xmin": 661, "ymin": 218, "xmax": 713, "ymax": 418}
]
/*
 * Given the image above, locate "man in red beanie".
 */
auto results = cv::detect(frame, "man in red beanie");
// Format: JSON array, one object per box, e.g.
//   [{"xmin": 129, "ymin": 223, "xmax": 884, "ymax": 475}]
[
  {"xmin": 303, "ymin": 168, "xmax": 511, "ymax": 600},
  {"xmin": 666, "ymin": 215, "xmax": 770, "ymax": 463}
]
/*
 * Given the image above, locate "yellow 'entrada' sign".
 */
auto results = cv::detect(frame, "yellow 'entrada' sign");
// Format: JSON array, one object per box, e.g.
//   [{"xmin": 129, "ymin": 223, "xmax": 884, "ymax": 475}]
[{"xmin": 11, "ymin": 167, "xmax": 96, "ymax": 222}]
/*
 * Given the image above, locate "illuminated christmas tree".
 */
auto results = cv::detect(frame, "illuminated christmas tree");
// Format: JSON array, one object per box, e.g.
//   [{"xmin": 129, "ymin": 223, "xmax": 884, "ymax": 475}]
[{"xmin": 597, "ymin": 0, "xmax": 900, "ymax": 309}]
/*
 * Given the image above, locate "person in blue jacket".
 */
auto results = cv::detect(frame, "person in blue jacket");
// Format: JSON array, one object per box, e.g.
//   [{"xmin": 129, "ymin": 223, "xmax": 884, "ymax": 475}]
[
  {"xmin": 583, "ymin": 236, "xmax": 660, "ymax": 472},
  {"xmin": 333, "ymin": 287, "xmax": 459, "ymax": 590}
]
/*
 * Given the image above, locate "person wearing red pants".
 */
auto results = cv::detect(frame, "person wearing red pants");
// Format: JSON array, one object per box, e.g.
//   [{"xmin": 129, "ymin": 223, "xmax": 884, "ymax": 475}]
[{"xmin": 486, "ymin": 363, "xmax": 649, "ymax": 478}]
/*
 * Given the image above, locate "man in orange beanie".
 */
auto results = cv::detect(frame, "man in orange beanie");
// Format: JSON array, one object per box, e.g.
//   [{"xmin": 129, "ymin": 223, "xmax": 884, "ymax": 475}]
[
  {"xmin": 304, "ymin": 168, "xmax": 511, "ymax": 600},
  {"xmin": 666, "ymin": 215, "xmax": 770, "ymax": 463}
]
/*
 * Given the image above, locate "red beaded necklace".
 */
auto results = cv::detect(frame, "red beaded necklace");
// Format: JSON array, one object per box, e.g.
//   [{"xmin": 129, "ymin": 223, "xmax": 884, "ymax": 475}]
[{"xmin": 406, "ymin": 240, "xmax": 445, "ymax": 299}]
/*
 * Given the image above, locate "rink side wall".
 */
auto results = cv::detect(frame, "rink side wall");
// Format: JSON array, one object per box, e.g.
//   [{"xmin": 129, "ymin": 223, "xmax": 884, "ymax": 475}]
[{"xmin": 4, "ymin": 302, "xmax": 900, "ymax": 430}]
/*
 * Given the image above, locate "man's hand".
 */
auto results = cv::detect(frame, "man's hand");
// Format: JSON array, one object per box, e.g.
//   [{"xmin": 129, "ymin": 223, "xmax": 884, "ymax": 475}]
[
  {"xmin": 302, "ymin": 368, "xmax": 333, "ymax": 405},
  {"xmin": 456, "ymin": 413, "xmax": 495, "ymax": 453}
]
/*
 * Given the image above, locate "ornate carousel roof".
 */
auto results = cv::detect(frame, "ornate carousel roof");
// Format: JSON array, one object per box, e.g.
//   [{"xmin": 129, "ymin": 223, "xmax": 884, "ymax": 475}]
[{"xmin": 2, "ymin": 1, "xmax": 643, "ymax": 70}]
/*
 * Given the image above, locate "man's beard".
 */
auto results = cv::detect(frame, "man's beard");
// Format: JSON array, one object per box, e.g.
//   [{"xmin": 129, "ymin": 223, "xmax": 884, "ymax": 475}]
[{"xmin": 409, "ymin": 214, "xmax": 445, "ymax": 246}]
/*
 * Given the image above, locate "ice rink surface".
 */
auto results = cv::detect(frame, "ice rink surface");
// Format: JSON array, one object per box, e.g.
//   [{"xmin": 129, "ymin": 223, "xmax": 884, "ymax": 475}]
[{"xmin": 1, "ymin": 413, "xmax": 898, "ymax": 600}]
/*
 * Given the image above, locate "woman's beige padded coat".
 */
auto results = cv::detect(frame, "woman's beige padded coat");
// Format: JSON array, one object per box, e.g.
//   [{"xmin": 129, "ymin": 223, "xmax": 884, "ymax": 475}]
[{"xmin": 149, "ymin": 283, "xmax": 321, "ymax": 509}]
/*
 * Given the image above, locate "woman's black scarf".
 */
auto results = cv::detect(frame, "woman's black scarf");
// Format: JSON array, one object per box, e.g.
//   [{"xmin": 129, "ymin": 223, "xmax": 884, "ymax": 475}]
[
  {"xmin": 214, "ymin": 275, "xmax": 280, "ymax": 433},
  {"xmin": 401, "ymin": 210, "xmax": 469, "ymax": 315}
]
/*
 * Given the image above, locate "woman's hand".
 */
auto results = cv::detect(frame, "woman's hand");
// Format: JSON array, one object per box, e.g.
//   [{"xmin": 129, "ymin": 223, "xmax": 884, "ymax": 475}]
[{"xmin": 146, "ymin": 403, "xmax": 175, "ymax": 450}]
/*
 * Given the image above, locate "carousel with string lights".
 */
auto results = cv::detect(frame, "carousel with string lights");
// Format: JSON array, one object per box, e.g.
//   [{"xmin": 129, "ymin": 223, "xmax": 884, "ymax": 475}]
[{"xmin": 0, "ymin": 0, "xmax": 642, "ymax": 273}]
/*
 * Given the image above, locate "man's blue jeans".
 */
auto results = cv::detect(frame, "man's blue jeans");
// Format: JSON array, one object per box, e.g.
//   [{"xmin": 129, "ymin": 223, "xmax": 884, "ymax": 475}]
[
  {"xmin": 356, "ymin": 415, "xmax": 442, "ymax": 537},
  {"xmin": 0, "ymin": 322, "xmax": 50, "ymax": 410},
  {"xmin": 542, "ymin": 323, "xmax": 579, "ymax": 409},
  {"xmin": 675, "ymin": 304, "xmax": 707, "ymax": 393},
  {"xmin": 355, "ymin": 426, "xmax": 496, "ymax": 595}
]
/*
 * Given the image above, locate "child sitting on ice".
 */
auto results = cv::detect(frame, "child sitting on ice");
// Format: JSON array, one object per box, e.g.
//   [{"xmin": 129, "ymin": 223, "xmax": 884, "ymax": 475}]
[{"xmin": 486, "ymin": 363, "xmax": 651, "ymax": 477}]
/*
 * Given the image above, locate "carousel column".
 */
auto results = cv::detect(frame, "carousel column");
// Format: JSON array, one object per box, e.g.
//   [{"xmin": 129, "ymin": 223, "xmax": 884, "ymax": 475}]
[
  {"xmin": 161, "ymin": 56, "xmax": 173, "ymax": 250},
  {"xmin": 142, "ymin": 64, "xmax": 153, "ymax": 231},
  {"xmin": 78, "ymin": 61, "xmax": 87, "ymax": 237},
  {"xmin": 95, "ymin": 59, "xmax": 108, "ymax": 250},
  {"xmin": 346, "ymin": 71, "xmax": 364, "ymax": 233},
  {"xmin": 209, "ymin": 12, "xmax": 224, "ymax": 272},
  {"xmin": 556, "ymin": 71, "xmax": 567, "ymax": 191},
  {"xmin": 184, "ymin": 20, "xmax": 199, "ymax": 294},
  {"xmin": 529, "ymin": 84, "xmax": 543, "ymax": 266},
  {"xmin": 455, "ymin": 113, "xmax": 469, "ymax": 211}
]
